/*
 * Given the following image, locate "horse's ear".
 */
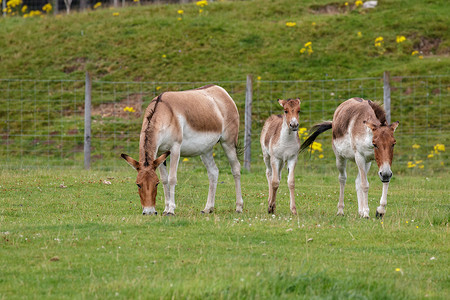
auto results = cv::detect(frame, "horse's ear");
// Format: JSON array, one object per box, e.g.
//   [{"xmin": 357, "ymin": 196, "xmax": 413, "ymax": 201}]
[
  {"xmin": 278, "ymin": 99, "xmax": 286, "ymax": 107},
  {"xmin": 121, "ymin": 153, "xmax": 140, "ymax": 170},
  {"xmin": 390, "ymin": 121, "xmax": 399, "ymax": 132},
  {"xmin": 364, "ymin": 121, "xmax": 378, "ymax": 131},
  {"xmin": 153, "ymin": 151, "xmax": 170, "ymax": 169}
]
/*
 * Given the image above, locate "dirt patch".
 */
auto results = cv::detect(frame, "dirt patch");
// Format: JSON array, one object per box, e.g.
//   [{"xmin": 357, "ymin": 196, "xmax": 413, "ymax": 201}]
[
  {"xmin": 91, "ymin": 93, "xmax": 145, "ymax": 118},
  {"xmin": 62, "ymin": 57, "xmax": 87, "ymax": 74},
  {"xmin": 310, "ymin": 2, "xmax": 353, "ymax": 14},
  {"xmin": 413, "ymin": 37, "xmax": 443, "ymax": 55}
]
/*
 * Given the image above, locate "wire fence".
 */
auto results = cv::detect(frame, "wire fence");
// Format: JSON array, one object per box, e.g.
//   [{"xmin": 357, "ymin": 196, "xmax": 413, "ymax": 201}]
[{"xmin": 0, "ymin": 74, "xmax": 448, "ymax": 173}]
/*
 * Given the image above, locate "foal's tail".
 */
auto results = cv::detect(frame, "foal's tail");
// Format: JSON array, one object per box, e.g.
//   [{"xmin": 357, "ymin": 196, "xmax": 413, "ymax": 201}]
[{"xmin": 300, "ymin": 121, "xmax": 333, "ymax": 152}]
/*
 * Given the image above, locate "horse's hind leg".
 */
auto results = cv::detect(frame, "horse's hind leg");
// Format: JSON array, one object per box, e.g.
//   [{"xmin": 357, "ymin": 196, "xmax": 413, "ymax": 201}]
[
  {"xmin": 221, "ymin": 142, "xmax": 244, "ymax": 213},
  {"xmin": 336, "ymin": 156, "xmax": 347, "ymax": 216},
  {"xmin": 200, "ymin": 150, "xmax": 219, "ymax": 214},
  {"xmin": 263, "ymin": 152, "xmax": 273, "ymax": 213}
]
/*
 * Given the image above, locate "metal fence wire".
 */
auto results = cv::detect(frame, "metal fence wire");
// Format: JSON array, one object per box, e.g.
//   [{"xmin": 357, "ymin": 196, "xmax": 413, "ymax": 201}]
[{"xmin": 0, "ymin": 75, "xmax": 448, "ymax": 173}]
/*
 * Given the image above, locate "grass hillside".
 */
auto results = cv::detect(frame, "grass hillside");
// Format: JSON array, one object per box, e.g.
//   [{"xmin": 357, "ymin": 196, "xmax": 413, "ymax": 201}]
[{"xmin": 0, "ymin": 0, "xmax": 449, "ymax": 82}]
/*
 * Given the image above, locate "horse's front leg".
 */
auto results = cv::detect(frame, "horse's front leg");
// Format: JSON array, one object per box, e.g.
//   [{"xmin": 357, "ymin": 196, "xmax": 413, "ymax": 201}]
[
  {"xmin": 200, "ymin": 150, "xmax": 219, "ymax": 214},
  {"xmin": 159, "ymin": 162, "xmax": 170, "ymax": 214},
  {"xmin": 286, "ymin": 157, "xmax": 297, "ymax": 215},
  {"xmin": 268, "ymin": 158, "xmax": 281, "ymax": 214},
  {"xmin": 164, "ymin": 144, "xmax": 181, "ymax": 216},
  {"xmin": 355, "ymin": 154, "xmax": 370, "ymax": 218},
  {"xmin": 376, "ymin": 182, "xmax": 390, "ymax": 218}
]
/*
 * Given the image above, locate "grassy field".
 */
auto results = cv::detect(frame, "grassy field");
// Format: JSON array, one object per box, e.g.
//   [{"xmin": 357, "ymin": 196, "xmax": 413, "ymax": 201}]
[
  {"xmin": 1, "ymin": 165, "xmax": 448, "ymax": 299},
  {"xmin": 0, "ymin": 0, "xmax": 449, "ymax": 81}
]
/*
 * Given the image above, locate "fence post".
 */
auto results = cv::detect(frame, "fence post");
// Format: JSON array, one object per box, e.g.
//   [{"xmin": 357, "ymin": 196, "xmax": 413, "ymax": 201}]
[
  {"xmin": 84, "ymin": 71, "xmax": 92, "ymax": 170},
  {"xmin": 244, "ymin": 75, "xmax": 253, "ymax": 171},
  {"xmin": 2, "ymin": 0, "xmax": 6, "ymax": 17},
  {"xmin": 383, "ymin": 71, "xmax": 391, "ymax": 124}
]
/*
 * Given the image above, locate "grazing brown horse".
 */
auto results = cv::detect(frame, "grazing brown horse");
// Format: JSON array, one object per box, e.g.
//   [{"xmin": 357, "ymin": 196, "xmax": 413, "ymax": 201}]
[
  {"xmin": 300, "ymin": 98, "xmax": 399, "ymax": 218},
  {"xmin": 121, "ymin": 85, "xmax": 244, "ymax": 215},
  {"xmin": 260, "ymin": 99, "xmax": 301, "ymax": 215}
]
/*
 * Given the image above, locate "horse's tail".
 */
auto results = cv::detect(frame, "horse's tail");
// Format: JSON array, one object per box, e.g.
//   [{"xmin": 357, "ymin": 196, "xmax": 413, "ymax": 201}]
[{"xmin": 300, "ymin": 121, "xmax": 333, "ymax": 153}]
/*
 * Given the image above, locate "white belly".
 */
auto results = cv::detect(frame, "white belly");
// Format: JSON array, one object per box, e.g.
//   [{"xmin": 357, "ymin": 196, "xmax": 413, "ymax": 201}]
[{"xmin": 180, "ymin": 130, "xmax": 221, "ymax": 156}]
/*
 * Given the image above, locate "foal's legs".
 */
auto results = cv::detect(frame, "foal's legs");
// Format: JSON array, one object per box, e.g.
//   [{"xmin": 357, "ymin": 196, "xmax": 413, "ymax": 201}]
[
  {"xmin": 286, "ymin": 158, "xmax": 298, "ymax": 215},
  {"xmin": 221, "ymin": 142, "xmax": 244, "ymax": 213},
  {"xmin": 263, "ymin": 151, "xmax": 273, "ymax": 205},
  {"xmin": 200, "ymin": 150, "xmax": 219, "ymax": 213},
  {"xmin": 336, "ymin": 156, "xmax": 347, "ymax": 216},
  {"xmin": 268, "ymin": 157, "xmax": 282, "ymax": 214}
]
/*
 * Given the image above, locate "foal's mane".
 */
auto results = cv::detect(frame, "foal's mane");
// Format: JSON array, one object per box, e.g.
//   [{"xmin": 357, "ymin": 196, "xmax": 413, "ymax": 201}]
[
  {"xmin": 143, "ymin": 93, "xmax": 164, "ymax": 167},
  {"xmin": 367, "ymin": 100, "xmax": 387, "ymax": 126}
]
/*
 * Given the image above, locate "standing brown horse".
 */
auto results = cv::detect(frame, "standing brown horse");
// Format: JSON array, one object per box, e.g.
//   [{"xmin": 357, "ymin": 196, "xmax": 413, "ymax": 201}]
[
  {"xmin": 121, "ymin": 85, "xmax": 243, "ymax": 215},
  {"xmin": 260, "ymin": 99, "xmax": 301, "ymax": 215},
  {"xmin": 301, "ymin": 98, "xmax": 399, "ymax": 218}
]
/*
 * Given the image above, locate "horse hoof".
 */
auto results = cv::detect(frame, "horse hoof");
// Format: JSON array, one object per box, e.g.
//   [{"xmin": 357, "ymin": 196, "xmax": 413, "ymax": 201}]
[
  {"xmin": 375, "ymin": 211, "xmax": 384, "ymax": 219},
  {"xmin": 163, "ymin": 212, "xmax": 175, "ymax": 217}
]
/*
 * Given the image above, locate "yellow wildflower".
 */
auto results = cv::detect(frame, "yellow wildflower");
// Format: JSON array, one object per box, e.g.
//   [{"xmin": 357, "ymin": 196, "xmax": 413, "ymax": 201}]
[
  {"xmin": 407, "ymin": 161, "xmax": 416, "ymax": 168},
  {"xmin": 355, "ymin": 0, "xmax": 363, "ymax": 7},
  {"xmin": 345, "ymin": 2, "xmax": 348, "ymax": 6},
  {"xmin": 411, "ymin": 50, "xmax": 419, "ymax": 56},
  {"xmin": 412, "ymin": 144, "xmax": 420, "ymax": 149},
  {"xmin": 199, "ymin": 9, "xmax": 203, "ymax": 13},
  {"xmin": 419, "ymin": 55, "xmax": 424, "ymax": 59},
  {"xmin": 93, "ymin": 2, "xmax": 101, "ymax": 9},
  {"xmin": 177, "ymin": 17, "xmax": 182, "ymax": 21},
  {"xmin": 257, "ymin": 76, "xmax": 262, "ymax": 80},
  {"xmin": 124, "ymin": 106, "xmax": 136, "ymax": 113},
  {"xmin": 183, "ymin": 158, "xmax": 189, "ymax": 162},
  {"xmin": 299, "ymin": 48, "xmax": 306, "ymax": 54},
  {"xmin": 419, "ymin": 165, "xmax": 424, "ymax": 169},
  {"xmin": 285, "ymin": 22, "xmax": 296, "ymax": 27},
  {"xmin": 177, "ymin": 9, "xmax": 184, "ymax": 15},
  {"xmin": 113, "ymin": 12, "xmax": 119, "ymax": 16},
  {"xmin": 427, "ymin": 153, "xmax": 434, "ymax": 158},
  {"xmin": 396, "ymin": 35, "xmax": 406, "ymax": 43},
  {"xmin": 395, "ymin": 268, "xmax": 401, "ymax": 272},
  {"xmin": 162, "ymin": 54, "xmax": 167, "ymax": 58},
  {"xmin": 312, "ymin": 22, "xmax": 316, "ymax": 26},
  {"xmin": 434, "ymin": 144, "xmax": 445, "ymax": 152},
  {"xmin": 21, "ymin": 5, "xmax": 27, "ymax": 13},
  {"xmin": 196, "ymin": 0, "xmax": 208, "ymax": 8},
  {"xmin": 318, "ymin": 154, "xmax": 324, "ymax": 159},
  {"xmin": 42, "ymin": 3, "xmax": 52, "ymax": 13},
  {"xmin": 156, "ymin": 86, "xmax": 162, "ymax": 91},
  {"xmin": 357, "ymin": 31, "xmax": 362, "ymax": 38},
  {"xmin": 298, "ymin": 127, "xmax": 307, "ymax": 135},
  {"xmin": 415, "ymin": 160, "xmax": 423, "ymax": 164},
  {"xmin": 304, "ymin": 41, "xmax": 312, "ymax": 47}
]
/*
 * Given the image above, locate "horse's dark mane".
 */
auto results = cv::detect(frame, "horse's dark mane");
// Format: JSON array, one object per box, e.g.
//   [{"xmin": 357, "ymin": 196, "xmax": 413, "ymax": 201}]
[
  {"xmin": 143, "ymin": 93, "xmax": 163, "ymax": 167},
  {"xmin": 368, "ymin": 100, "xmax": 387, "ymax": 126}
]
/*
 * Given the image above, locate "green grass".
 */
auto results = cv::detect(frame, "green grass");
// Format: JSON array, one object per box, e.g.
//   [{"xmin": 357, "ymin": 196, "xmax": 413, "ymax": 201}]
[
  {"xmin": 1, "ymin": 166, "xmax": 448, "ymax": 299},
  {"xmin": 0, "ymin": 0, "xmax": 448, "ymax": 81}
]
